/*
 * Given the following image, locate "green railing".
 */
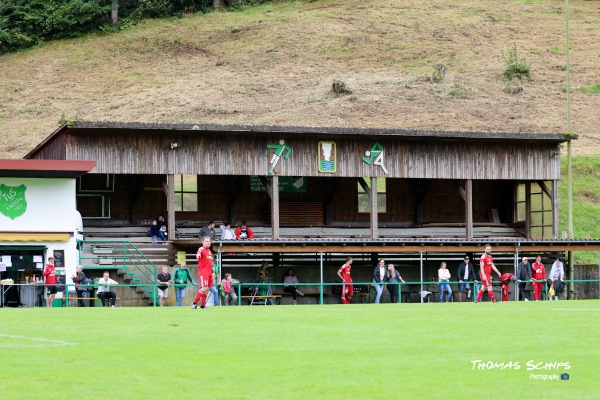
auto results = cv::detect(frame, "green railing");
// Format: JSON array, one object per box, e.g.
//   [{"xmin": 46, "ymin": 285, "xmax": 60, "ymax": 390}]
[{"xmin": 77, "ymin": 239, "xmax": 161, "ymax": 306}]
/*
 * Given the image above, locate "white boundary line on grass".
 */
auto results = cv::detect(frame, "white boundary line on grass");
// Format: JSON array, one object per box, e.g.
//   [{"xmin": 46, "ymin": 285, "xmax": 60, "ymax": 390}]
[{"xmin": 0, "ymin": 334, "xmax": 76, "ymax": 348}]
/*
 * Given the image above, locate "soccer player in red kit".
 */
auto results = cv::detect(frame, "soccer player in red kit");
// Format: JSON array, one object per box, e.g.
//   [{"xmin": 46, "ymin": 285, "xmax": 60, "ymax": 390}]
[
  {"xmin": 531, "ymin": 255, "xmax": 546, "ymax": 301},
  {"xmin": 475, "ymin": 244, "xmax": 502, "ymax": 303},
  {"xmin": 337, "ymin": 256, "xmax": 353, "ymax": 304},
  {"xmin": 192, "ymin": 236, "xmax": 214, "ymax": 309}
]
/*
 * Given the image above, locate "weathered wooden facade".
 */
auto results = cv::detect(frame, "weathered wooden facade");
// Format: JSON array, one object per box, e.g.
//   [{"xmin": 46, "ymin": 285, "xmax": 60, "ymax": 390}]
[{"xmin": 26, "ymin": 121, "xmax": 567, "ymax": 242}]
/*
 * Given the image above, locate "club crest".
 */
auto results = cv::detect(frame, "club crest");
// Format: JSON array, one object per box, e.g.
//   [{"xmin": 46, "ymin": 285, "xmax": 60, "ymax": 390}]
[{"xmin": 0, "ymin": 184, "xmax": 28, "ymax": 220}]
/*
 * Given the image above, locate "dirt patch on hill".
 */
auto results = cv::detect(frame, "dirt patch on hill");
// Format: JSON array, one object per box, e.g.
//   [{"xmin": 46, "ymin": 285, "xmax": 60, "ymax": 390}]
[{"xmin": 1, "ymin": 0, "xmax": 599, "ymax": 157}]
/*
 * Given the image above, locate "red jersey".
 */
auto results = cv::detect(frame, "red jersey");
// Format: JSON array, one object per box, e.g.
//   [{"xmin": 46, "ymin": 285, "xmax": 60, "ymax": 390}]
[
  {"xmin": 338, "ymin": 264, "xmax": 352, "ymax": 283},
  {"xmin": 531, "ymin": 262, "xmax": 546, "ymax": 280},
  {"xmin": 196, "ymin": 246, "xmax": 213, "ymax": 277},
  {"xmin": 480, "ymin": 254, "xmax": 494, "ymax": 275},
  {"xmin": 43, "ymin": 264, "xmax": 56, "ymax": 284}
]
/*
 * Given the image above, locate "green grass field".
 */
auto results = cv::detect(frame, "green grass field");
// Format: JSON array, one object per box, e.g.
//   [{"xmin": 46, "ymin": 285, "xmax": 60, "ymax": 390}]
[{"xmin": 1, "ymin": 302, "xmax": 597, "ymax": 399}]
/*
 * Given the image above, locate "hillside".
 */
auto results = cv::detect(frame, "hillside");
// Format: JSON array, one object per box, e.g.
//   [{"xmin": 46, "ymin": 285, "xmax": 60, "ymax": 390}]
[{"xmin": 1, "ymin": 0, "xmax": 599, "ymax": 157}]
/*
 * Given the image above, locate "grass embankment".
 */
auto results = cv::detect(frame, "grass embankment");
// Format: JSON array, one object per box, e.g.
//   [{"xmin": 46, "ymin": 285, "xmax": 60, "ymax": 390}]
[{"xmin": 559, "ymin": 156, "xmax": 600, "ymax": 264}]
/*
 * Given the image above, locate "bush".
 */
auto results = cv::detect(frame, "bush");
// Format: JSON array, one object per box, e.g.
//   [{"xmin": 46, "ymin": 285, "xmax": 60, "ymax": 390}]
[{"xmin": 502, "ymin": 43, "xmax": 531, "ymax": 80}]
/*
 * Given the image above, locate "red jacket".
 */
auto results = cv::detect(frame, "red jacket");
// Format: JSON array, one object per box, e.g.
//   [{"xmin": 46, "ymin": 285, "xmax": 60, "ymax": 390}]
[
  {"xmin": 234, "ymin": 226, "xmax": 254, "ymax": 240},
  {"xmin": 531, "ymin": 262, "xmax": 546, "ymax": 280},
  {"xmin": 43, "ymin": 264, "xmax": 57, "ymax": 285}
]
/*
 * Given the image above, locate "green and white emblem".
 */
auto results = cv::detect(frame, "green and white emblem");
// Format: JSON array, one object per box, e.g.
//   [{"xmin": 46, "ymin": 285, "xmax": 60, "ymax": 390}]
[{"xmin": 0, "ymin": 184, "xmax": 28, "ymax": 220}]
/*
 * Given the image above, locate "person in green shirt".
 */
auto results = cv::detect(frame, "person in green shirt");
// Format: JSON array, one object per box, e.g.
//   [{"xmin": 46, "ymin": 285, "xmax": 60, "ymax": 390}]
[{"xmin": 173, "ymin": 262, "xmax": 194, "ymax": 306}]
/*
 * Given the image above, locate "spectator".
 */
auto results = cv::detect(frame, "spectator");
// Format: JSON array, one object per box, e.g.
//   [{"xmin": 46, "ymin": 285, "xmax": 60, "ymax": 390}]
[
  {"xmin": 531, "ymin": 255, "xmax": 546, "ymax": 301},
  {"xmin": 71, "ymin": 265, "xmax": 90, "ymax": 307},
  {"xmin": 438, "ymin": 262, "xmax": 452, "ymax": 303},
  {"xmin": 198, "ymin": 221, "xmax": 216, "ymax": 240},
  {"xmin": 283, "ymin": 269, "xmax": 304, "ymax": 305},
  {"xmin": 97, "ymin": 271, "xmax": 118, "ymax": 307},
  {"xmin": 499, "ymin": 273, "xmax": 517, "ymax": 302},
  {"xmin": 209, "ymin": 272, "xmax": 220, "ymax": 306},
  {"xmin": 173, "ymin": 262, "xmax": 194, "ymax": 306},
  {"xmin": 149, "ymin": 220, "xmax": 160, "ymax": 245},
  {"xmin": 221, "ymin": 273, "xmax": 239, "ymax": 306},
  {"xmin": 372, "ymin": 259, "xmax": 387, "ymax": 304},
  {"xmin": 234, "ymin": 221, "xmax": 254, "ymax": 240},
  {"xmin": 157, "ymin": 266, "xmax": 172, "ymax": 307},
  {"xmin": 516, "ymin": 256, "xmax": 531, "ymax": 301},
  {"xmin": 386, "ymin": 264, "xmax": 405, "ymax": 303},
  {"xmin": 42, "ymin": 256, "xmax": 57, "ymax": 308},
  {"xmin": 547, "ymin": 257, "xmax": 565, "ymax": 301},
  {"xmin": 219, "ymin": 222, "xmax": 235, "ymax": 240},
  {"xmin": 157, "ymin": 214, "xmax": 168, "ymax": 242},
  {"xmin": 456, "ymin": 256, "xmax": 478, "ymax": 302}
]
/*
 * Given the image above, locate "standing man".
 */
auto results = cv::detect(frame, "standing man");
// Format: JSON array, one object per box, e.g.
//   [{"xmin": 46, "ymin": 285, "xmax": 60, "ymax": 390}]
[
  {"xmin": 372, "ymin": 259, "xmax": 387, "ymax": 304},
  {"xmin": 192, "ymin": 236, "xmax": 214, "ymax": 309},
  {"xmin": 456, "ymin": 256, "xmax": 478, "ymax": 302},
  {"xmin": 198, "ymin": 221, "xmax": 216, "ymax": 240},
  {"xmin": 548, "ymin": 257, "xmax": 565, "ymax": 301},
  {"xmin": 156, "ymin": 266, "xmax": 172, "ymax": 307},
  {"xmin": 337, "ymin": 256, "xmax": 353, "ymax": 304},
  {"xmin": 475, "ymin": 244, "xmax": 502, "ymax": 303},
  {"xmin": 173, "ymin": 262, "xmax": 194, "ymax": 306},
  {"xmin": 42, "ymin": 256, "xmax": 57, "ymax": 307},
  {"xmin": 531, "ymin": 255, "xmax": 546, "ymax": 301},
  {"xmin": 516, "ymin": 257, "xmax": 531, "ymax": 301}
]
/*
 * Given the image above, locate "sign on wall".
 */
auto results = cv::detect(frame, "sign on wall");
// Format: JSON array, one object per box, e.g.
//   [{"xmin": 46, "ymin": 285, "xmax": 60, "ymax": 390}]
[
  {"xmin": 318, "ymin": 141, "xmax": 336, "ymax": 173},
  {"xmin": 0, "ymin": 184, "xmax": 28, "ymax": 220},
  {"xmin": 249, "ymin": 176, "xmax": 307, "ymax": 192}
]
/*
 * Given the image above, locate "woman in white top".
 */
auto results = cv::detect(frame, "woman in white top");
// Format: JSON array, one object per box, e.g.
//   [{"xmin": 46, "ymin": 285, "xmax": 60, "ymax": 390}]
[
  {"xmin": 283, "ymin": 269, "xmax": 304, "ymax": 305},
  {"xmin": 438, "ymin": 262, "xmax": 452, "ymax": 303}
]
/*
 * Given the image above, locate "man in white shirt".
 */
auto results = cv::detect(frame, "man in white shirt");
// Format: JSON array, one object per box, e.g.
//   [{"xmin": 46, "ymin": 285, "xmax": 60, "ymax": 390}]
[{"xmin": 97, "ymin": 271, "xmax": 118, "ymax": 307}]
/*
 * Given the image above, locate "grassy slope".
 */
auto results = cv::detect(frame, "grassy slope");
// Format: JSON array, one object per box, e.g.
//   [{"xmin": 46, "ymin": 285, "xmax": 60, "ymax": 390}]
[{"xmin": 1, "ymin": 304, "xmax": 598, "ymax": 399}]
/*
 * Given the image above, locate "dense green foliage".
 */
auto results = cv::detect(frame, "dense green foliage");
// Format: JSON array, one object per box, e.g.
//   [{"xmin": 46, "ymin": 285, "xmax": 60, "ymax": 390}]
[
  {"xmin": 1, "ymin": 304, "xmax": 597, "ymax": 398},
  {"xmin": 0, "ymin": 0, "xmax": 214, "ymax": 54},
  {"xmin": 559, "ymin": 155, "xmax": 600, "ymax": 264}
]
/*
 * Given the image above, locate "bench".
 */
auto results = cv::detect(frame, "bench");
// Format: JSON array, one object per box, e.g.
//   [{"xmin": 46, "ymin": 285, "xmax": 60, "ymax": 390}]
[
  {"xmin": 239, "ymin": 295, "xmax": 281, "ymax": 305},
  {"xmin": 63, "ymin": 297, "xmax": 121, "ymax": 307}
]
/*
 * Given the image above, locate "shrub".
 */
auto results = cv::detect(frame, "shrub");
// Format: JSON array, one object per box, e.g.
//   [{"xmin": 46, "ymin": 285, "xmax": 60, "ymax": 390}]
[{"xmin": 502, "ymin": 43, "xmax": 531, "ymax": 80}]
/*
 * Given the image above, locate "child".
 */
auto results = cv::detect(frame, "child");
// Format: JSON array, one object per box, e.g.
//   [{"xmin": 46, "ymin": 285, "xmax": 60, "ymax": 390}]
[
  {"xmin": 221, "ymin": 273, "xmax": 239, "ymax": 306},
  {"xmin": 149, "ymin": 220, "xmax": 160, "ymax": 245}
]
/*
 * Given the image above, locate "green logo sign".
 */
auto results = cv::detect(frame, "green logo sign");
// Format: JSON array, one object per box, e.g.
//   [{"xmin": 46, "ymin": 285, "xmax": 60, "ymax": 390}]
[{"xmin": 0, "ymin": 184, "xmax": 28, "ymax": 220}]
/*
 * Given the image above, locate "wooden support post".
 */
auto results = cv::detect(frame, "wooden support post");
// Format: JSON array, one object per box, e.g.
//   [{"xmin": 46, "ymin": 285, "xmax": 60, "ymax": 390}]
[
  {"xmin": 465, "ymin": 179, "xmax": 473, "ymax": 240},
  {"xmin": 525, "ymin": 182, "xmax": 531, "ymax": 239},
  {"xmin": 552, "ymin": 180, "xmax": 559, "ymax": 239},
  {"xmin": 370, "ymin": 177, "xmax": 378, "ymax": 240},
  {"xmin": 166, "ymin": 174, "xmax": 175, "ymax": 244},
  {"xmin": 271, "ymin": 175, "xmax": 279, "ymax": 239}
]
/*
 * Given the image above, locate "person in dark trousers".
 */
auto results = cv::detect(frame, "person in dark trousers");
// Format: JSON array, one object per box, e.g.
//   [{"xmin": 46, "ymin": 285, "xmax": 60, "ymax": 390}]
[
  {"xmin": 516, "ymin": 256, "xmax": 531, "ymax": 301},
  {"xmin": 71, "ymin": 265, "xmax": 90, "ymax": 307},
  {"xmin": 456, "ymin": 256, "xmax": 478, "ymax": 302},
  {"xmin": 97, "ymin": 271, "xmax": 118, "ymax": 307}
]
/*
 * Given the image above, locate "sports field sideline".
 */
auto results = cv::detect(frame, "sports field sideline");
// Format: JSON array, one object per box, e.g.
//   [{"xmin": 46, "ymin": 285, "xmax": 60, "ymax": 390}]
[{"xmin": 1, "ymin": 301, "xmax": 597, "ymax": 399}]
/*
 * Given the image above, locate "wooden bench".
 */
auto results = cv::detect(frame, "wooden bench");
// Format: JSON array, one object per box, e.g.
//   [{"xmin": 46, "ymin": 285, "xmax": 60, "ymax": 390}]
[
  {"xmin": 239, "ymin": 295, "xmax": 281, "ymax": 305},
  {"xmin": 273, "ymin": 291, "xmax": 329, "ymax": 297},
  {"xmin": 271, "ymin": 202, "xmax": 324, "ymax": 226},
  {"xmin": 63, "ymin": 297, "xmax": 121, "ymax": 307}
]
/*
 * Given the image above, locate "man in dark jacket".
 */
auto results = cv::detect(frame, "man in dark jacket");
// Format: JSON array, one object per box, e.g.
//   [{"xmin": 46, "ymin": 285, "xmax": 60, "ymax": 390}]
[
  {"xmin": 456, "ymin": 256, "xmax": 478, "ymax": 302},
  {"xmin": 515, "ymin": 256, "xmax": 531, "ymax": 301}
]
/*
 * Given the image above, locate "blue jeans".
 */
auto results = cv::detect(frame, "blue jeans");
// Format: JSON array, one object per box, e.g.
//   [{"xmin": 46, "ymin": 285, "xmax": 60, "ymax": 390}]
[
  {"xmin": 209, "ymin": 285, "xmax": 219, "ymax": 306},
  {"xmin": 373, "ymin": 283, "xmax": 384, "ymax": 303},
  {"xmin": 439, "ymin": 281, "xmax": 452, "ymax": 302},
  {"xmin": 175, "ymin": 287, "xmax": 186, "ymax": 306},
  {"xmin": 151, "ymin": 235, "xmax": 158, "ymax": 244}
]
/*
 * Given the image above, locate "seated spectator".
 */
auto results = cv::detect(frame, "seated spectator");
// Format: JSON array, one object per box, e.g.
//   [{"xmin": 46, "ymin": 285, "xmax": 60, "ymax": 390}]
[
  {"xmin": 283, "ymin": 269, "xmax": 304, "ymax": 305},
  {"xmin": 71, "ymin": 265, "xmax": 90, "ymax": 307},
  {"xmin": 157, "ymin": 266, "xmax": 172, "ymax": 307},
  {"xmin": 219, "ymin": 222, "xmax": 235, "ymax": 240},
  {"xmin": 235, "ymin": 221, "xmax": 254, "ymax": 240},
  {"xmin": 221, "ymin": 273, "xmax": 239, "ymax": 306},
  {"xmin": 157, "ymin": 214, "xmax": 168, "ymax": 242},
  {"xmin": 97, "ymin": 271, "xmax": 118, "ymax": 307},
  {"xmin": 198, "ymin": 221, "xmax": 216, "ymax": 239},
  {"xmin": 149, "ymin": 220, "xmax": 160, "ymax": 245}
]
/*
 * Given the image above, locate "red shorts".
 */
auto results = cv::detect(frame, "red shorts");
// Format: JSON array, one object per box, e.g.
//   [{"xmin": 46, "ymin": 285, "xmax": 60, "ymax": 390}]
[
  {"xmin": 198, "ymin": 275, "xmax": 213, "ymax": 289},
  {"xmin": 480, "ymin": 273, "xmax": 492, "ymax": 287},
  {"xmin": 342, "ymin": 283, "xmax": 353, "ymax": 295}
]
